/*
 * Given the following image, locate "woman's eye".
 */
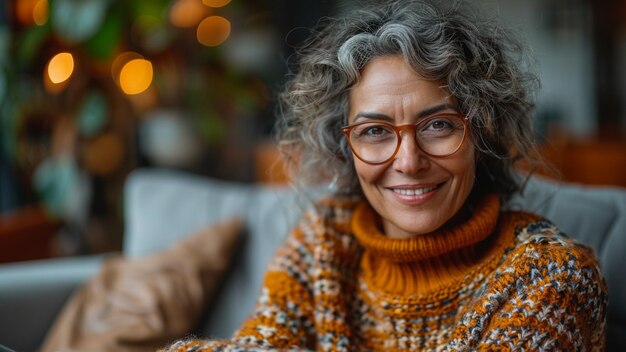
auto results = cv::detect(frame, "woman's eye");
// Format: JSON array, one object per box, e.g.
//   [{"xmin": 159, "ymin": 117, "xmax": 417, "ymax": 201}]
[
  {"xmin": 427, "ymin": 119, "xmax": 453, "ymax": 130},
  {"xmin": 357, "ymin": 124, "xmax": 392, "ymax": 137},
  {"xmin": 364, "ymin": 126, "xmax": 387, "ymax": 135}
]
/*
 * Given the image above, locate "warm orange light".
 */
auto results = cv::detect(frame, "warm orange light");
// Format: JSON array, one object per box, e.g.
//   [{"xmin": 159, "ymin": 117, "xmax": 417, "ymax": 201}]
[
  {"xmin": 33, "ymin": 0, "xmax": 49, "ymax": 25},
  {"xmin": 202, "ymin": 0, "xmax": 231, "ymax": 8},
  {"xmin": 111, "ymin": 52, "xmax": 144, "ymax": 85},
  {"xmin": 197, "ymin": 16, "xmax": 231, "ymax": 47},
  {"xmin": 16, "ymin": 0, "xmax": 37, "ymax": 25},
  {"xmin": 47, "ymin": 52, "xmax": 74, "ymax": 84},
  {"xmin": 119, "ymin": 59, "xmax": 153, "ymax": 95},
  {"xmin": 170, "ymin": 0, "xmax": 209, "ymax": 28}
]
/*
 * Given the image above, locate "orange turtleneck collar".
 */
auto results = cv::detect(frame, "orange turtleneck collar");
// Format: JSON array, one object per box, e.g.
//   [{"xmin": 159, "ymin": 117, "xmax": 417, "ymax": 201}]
[{"xmin": 351, "ymin": 194, "xmax": 512, "ymax": 296}]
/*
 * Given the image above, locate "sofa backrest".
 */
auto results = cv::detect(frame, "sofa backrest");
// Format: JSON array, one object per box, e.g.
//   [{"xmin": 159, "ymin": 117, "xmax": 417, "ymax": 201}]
[{"xmin": 124, "ymin": 169, "xmax": 626, "ymax": 349}]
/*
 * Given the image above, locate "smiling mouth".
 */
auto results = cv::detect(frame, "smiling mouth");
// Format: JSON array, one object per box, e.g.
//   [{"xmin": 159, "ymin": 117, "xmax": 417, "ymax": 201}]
[{"xmin": 391, "ymin": 183, "xmax": 442, "ymax": 196}]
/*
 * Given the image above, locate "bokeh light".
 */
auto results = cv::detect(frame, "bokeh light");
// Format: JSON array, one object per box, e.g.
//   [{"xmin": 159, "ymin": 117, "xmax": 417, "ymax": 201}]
[
  {"xmin": 47, "ymin": 52, "xmax": 74, "ymax": 84},
  {"xmin": 170, "ymin": 0, "xmax": 209, "ymax": 28},
  {"xmin": 119, "ymin": 59, "xmax": 153, "ymax": 95},
  {"xmin": 33, "ymin": 0, "xmax": 49, "ymax": 25},
  {"xmin": 82, "ymin": 133, "xmax": 125, "ymax": 176},
  {"xmin": 111, "ymin": 51, "xmax": 143, "ymax": 84},
  {"xmin": 16, "ymin": 0, "xmax": 49, "ymax": 25},
  {"xmin": 197, "ymin": 16, "xmax": 231, "ymax": 47},
  {"xmin": 202, "ymin": 0, "xmax": 231, "ymax": 8},
  {"xmin": 112, "ymin": 53, "xmax": 159, "ymax": 109},
  {"xmin": 16, "ymin": 0, "xmax": 36, "ymax": 25}
]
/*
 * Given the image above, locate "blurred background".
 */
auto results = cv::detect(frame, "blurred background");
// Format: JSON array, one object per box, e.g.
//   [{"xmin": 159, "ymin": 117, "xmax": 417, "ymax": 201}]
[{"xmin": 0, "ymin": 0, "xmax": 625, "ymax": 263}]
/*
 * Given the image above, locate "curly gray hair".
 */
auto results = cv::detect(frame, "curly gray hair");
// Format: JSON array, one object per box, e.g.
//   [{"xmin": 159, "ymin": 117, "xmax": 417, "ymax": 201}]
[{"xmin": 276, "ymin": 0, "xmax": 541, "ymax": 199}]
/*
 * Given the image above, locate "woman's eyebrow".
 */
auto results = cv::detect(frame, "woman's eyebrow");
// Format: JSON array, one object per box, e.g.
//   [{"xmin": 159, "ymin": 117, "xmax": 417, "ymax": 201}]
[
  {"xmin": 353, "ymin": 112, "xmax": 393, "ymax": 122},
  {"xmin": 418, "ymin": 103, "xmax": 459, "ymax": 118}
]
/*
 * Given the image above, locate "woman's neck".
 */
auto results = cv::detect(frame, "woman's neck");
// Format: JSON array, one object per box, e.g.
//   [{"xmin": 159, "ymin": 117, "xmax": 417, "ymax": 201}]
[{"xmin": 352, "ymin": 194, "xmax": 510, "ymax": 295}]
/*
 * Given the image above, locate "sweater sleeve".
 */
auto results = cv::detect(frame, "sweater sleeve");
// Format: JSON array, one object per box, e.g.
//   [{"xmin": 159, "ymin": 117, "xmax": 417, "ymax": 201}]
[
  {"xmin": 476, "ymin": 235, "xmax": 608, "ymax": 351},
  {"xmin": 162, "ymin": 227, "xmax": 317, "ymax": 352}
]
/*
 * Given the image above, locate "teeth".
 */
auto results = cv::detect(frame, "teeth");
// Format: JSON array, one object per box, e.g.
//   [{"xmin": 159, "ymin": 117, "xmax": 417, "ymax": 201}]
[{"xmin": 392, "ymin": 185, "xmax": 437, "ymax": 196}]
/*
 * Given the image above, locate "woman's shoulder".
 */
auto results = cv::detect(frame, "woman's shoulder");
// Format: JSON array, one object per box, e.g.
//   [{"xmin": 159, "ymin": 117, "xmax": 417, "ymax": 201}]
[
  {"xmin": 492, "ymin": 211, "xmax": 608, "ymax": 335},
  {"xmin": 298, "ymin": 194, "xmax": 363, "ymax": 232},
  {"xmin": 501, "ymin": 210, "xmax": 604, "ymax": 278},
  {"xmin": 278, "ymin": 194, "xmax": 363, "ymax": 255},
  {"xmin": 506, "ymin": 211, "xmax": 591, "ymax": 250}
]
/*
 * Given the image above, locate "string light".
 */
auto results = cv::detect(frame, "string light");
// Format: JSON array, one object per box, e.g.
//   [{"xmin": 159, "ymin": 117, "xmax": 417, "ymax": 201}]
[
  {"xmin": 47, "ymin": 52, "xmax": 74, "ymax": 84},
  {"xmin": 33, "ymin": 0, "xmax": 49, "ymax": 25},
  {"xmin": 119, "ymin": 59, "xmax": 153, "ymax": 95},
  {"xmin": 170, "ymin": 0, "xmax": 209, "ymax": 28},
  {"xmin": 111, "ymin": 52, "xmax": 143, "ymax": 85},
  {"xmin": 197, "ymin": 16, "xmax": 231, "ymax": 47}
]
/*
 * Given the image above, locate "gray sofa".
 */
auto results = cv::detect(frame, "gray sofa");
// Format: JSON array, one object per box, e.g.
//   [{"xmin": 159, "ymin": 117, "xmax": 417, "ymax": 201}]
[{"xmin": 0, "ymin": 168, "xmax": 624, "ymax": 351}]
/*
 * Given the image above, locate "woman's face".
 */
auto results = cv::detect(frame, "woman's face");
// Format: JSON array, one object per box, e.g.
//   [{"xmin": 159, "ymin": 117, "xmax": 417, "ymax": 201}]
[{"xmin": 348, "ymin": 55, "xmax": 476, "ymax": 239}]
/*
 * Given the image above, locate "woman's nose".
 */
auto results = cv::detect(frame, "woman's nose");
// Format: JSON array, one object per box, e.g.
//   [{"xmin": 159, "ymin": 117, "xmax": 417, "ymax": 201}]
[{"xmin": 391, "ymin": 132, "xmax": 430, "ymax": 174}]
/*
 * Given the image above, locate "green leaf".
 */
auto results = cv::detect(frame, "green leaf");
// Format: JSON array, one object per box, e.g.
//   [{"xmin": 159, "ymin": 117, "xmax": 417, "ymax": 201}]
[{"xmin": 84, "ymin": 12, "xmax": 123, "ymax": 59}]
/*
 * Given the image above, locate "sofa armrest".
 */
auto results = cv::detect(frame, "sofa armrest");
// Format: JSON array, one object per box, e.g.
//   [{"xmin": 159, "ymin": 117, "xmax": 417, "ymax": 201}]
[{"xmin": 0, "ymin": 255, "xmax": 105, "ymax": 352}]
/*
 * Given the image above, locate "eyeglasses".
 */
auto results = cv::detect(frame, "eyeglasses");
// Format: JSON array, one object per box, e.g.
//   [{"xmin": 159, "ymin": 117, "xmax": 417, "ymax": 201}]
[{"xmin": 341, "ymin": 113, "xmax": 469, "ymax": 165}]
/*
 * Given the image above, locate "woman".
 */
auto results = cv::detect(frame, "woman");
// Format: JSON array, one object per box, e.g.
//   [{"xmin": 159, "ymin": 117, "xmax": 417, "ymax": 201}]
[{"xmin": 168, "ymin": 0, "xmax": 607, "ymax": 350}]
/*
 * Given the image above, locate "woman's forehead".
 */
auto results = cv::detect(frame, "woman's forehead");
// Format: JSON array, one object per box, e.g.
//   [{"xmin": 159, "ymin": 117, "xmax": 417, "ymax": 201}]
[{"xmin": 348, "ymin": 61, "xmax": 455, "ymax": 122}]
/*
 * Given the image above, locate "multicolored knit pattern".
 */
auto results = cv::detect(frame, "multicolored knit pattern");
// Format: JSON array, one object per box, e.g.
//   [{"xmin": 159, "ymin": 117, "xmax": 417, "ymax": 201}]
[{"xmin": 164, "ymin": 194, "xmax": 608, "ymax": 352}]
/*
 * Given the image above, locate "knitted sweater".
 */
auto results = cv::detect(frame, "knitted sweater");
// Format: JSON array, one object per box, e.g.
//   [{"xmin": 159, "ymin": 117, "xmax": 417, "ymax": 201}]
[{"xmin": 166, "ymin": 194, "xmax": 608, "ymax": 351}]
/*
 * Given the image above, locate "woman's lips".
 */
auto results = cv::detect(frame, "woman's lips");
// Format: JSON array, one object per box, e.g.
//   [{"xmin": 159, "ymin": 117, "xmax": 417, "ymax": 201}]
[
  {"xmin": 387, "ymin": 182, "xmax": 443, "ymax": 204},
  {"xmin": 391, "ymin": 184, "xmax": 438, "ymax": 195}
]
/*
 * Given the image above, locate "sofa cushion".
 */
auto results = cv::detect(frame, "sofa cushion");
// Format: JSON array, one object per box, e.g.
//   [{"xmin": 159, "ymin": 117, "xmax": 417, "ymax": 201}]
[{"xmin": 41, "ymin": 217, "xmax": 243, "ymax": 352}]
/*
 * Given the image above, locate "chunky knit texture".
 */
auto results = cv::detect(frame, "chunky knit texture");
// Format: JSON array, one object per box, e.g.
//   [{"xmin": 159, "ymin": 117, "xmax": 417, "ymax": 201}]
[{"xmin": 165, "ymin": 194, "xmax": 608, "ymax": 351}]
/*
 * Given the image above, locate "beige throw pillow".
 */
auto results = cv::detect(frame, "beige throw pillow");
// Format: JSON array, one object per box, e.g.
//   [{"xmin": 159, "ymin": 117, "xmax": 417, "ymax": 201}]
[{"xmin": 40, "ymin": 217, "xmax": 244, "ymax": 352}]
